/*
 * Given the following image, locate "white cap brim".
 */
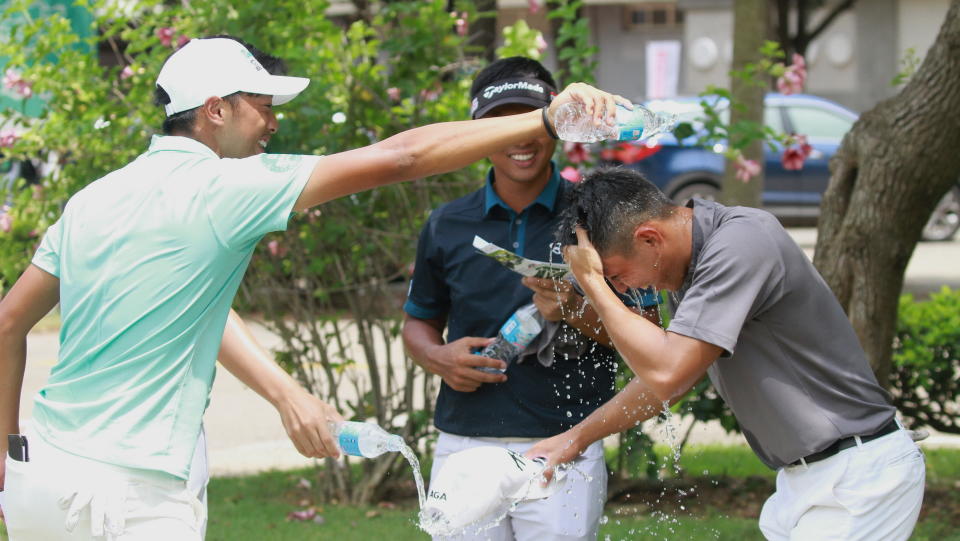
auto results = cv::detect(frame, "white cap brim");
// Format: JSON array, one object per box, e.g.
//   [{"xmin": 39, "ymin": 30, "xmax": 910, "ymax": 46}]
[{"xmin": 239, "ymin": 73, "xmax": 309, "ymax": 106}]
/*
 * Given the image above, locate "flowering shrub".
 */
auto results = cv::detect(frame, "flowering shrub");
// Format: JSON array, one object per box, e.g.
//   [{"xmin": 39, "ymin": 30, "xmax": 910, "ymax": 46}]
[
  {"xmin": 780, "ymin": 133, "xmax": 813, "ymax": 170},
  {"xmin": 670, "ymin": 42, "xmax": 811, "ymax": 183},
  {"xmin": 776, "ymin": 53, "xmax": 807, "ymax": 95}
]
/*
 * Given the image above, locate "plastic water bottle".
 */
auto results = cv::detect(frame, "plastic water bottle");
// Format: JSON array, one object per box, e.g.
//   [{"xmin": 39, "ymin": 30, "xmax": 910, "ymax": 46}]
[
  {"xmin": 475, "ymin": 303, "xmax": 544, "ymax": 374},
  {"xmin": 553, "ymin": 102, "xmax": 678, "ymax": 143},
  {"xmin": 332, "ymin": 421, "xmax": 405, "ymax": 458}
]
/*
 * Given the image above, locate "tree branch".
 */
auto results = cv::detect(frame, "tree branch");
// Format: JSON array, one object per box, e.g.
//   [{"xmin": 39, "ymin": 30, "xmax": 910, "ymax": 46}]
[{"xmin": 806, "ymin": 0, "xmax": 857, "ymax": 44}]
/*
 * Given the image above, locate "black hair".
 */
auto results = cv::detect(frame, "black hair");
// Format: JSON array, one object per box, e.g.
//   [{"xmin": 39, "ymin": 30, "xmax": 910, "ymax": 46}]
[
  {"xmin": 557, "ymin": 167, "xmax": 676, "ymax": 255},
  {"xmin": 469, "ymin": 56, "xmax": 557, "ymax": 101},
  {"xmin": 153, "ymin": 35, "xmax": 287, "ymax": 135}
]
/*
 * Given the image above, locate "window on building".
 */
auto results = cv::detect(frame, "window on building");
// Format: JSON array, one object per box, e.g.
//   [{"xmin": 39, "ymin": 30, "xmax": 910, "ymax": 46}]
[{"xmin": 624, "ymin": 3, "xmax": 684, "ymax": 29}]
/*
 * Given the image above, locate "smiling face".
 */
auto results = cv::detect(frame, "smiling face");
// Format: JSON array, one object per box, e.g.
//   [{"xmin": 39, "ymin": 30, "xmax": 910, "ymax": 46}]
[
  {"xmin": 481, "ymin": 103, "xmax": 556, "ymax": 186},
  {"xmin": 218, "ymin": 93, "xmax": 278, "ymax": 158}
]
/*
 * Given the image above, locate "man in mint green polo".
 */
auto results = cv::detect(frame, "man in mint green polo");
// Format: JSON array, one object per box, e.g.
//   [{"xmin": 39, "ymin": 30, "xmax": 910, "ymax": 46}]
[{"xmin": 0, "ymin": 35, "xmax": 621, "ymax": 539}]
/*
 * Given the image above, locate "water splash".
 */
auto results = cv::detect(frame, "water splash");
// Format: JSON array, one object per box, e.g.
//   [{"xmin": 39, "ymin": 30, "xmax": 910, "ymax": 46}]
[{"xmin": 398, "ymin": 443, "xmax": 426, "ymax": 509}]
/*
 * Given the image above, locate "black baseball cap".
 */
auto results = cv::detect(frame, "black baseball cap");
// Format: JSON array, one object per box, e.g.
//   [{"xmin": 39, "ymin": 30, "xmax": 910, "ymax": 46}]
[{"xmin": 469, "ymin": 77, "xmax": 557, "ymax": 119}]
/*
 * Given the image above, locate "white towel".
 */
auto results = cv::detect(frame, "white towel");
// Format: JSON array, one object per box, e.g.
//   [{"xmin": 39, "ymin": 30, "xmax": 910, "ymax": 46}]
[{"xmin": 420, "ymin": 446, "xmax": 567, "ymax": 537}]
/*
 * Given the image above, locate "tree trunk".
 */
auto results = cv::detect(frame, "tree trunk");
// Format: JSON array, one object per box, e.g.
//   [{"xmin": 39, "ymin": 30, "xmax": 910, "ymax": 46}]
[
  {"xmin": 813, "ymin": 0, "xmax": 960, "ymax": 387},
  {"xmin": 722, "ymin": 0, "xmax": 767, "ymax": 207},
  {"xmin": 472, "ymin": 0, "xmax": 498, "ymax": 62}
]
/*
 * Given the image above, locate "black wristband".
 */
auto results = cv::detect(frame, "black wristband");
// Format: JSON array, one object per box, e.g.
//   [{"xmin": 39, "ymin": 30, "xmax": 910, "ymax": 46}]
[{"xmin": 541, "ymin": 105, "xmax": 559, "ymax": 140}]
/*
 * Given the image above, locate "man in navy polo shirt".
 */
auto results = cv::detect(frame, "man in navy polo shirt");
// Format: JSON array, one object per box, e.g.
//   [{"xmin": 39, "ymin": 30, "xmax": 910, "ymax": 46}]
[{"xmin": 402, "ymin": 57, "xmax": 659, "ymax": 541}]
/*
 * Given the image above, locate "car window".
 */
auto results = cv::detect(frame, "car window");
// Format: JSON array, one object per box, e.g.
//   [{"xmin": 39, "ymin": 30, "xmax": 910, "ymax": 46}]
[
  {"xmin": 764, "ymin": 107, "xmax": 784, "ymax": 134},
  {"xmin": 699, "ymin": 106, "xmax": 785, "ymax": 136},
  {"xmin": 785, "ymin": 106, "xmax": 854, "ymax": 139}
]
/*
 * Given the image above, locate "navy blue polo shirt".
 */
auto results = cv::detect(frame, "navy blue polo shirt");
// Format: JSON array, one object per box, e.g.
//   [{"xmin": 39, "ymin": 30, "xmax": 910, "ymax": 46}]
[{"xmin": 405, "ymin": 165, "xmax": 659, "ymax": 438}]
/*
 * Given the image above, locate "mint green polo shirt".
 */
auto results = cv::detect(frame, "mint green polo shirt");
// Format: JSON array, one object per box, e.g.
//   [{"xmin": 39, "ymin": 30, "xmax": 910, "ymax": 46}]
[{"xmin": 30, "ymin": 135, "xmax": 319, "ymax": 479}]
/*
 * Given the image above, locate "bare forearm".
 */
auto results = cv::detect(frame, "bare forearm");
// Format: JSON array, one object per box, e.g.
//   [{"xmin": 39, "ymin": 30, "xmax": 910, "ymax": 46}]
[
  {"xmin": 401, "ymin": 316, "xmax": 445, "ymax": 374},
  {"xmin": 218, "ymin": 310, "xmax": 299, "ymax": 407},
  {"xmin": 0, "ymin": 334, "xmax": 26, "ymax": 447},
  {"xmin": 380, "ymin": 111, "xmax": 543, "ymax": 183},
  {"xmin": 568, "ymin": 378, "xmax": 673, "ymax": 452}
]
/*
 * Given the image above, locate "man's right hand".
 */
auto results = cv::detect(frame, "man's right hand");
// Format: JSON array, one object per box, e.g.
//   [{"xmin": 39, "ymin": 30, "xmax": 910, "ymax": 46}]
[{"xmin": 424, "ymin": 337, "xmax": 506, "ymax": 392}]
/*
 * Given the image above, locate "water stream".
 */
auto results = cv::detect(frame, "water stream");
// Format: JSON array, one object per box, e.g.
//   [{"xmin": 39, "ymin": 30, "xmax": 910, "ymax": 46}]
[{"xmin": 398, "ymin": 442, "xmax": 427, "ymax": 510}]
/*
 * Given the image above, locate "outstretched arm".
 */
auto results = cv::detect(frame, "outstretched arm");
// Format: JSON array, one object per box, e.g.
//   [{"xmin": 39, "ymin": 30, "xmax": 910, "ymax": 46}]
[
  {"xmin": 0, "ymin": 265, "xmax": 60, "ymax": 490},
  {"xmin": 218, "ymin": 309, "xmax": 343, "ymax": 459},
  {"xmin": 294, "ymin": 83, "xmax": 627, "ymax": 210},
  {"xmin": 526, "ymin": 377, "xmax": 698, "ymax": 480}
]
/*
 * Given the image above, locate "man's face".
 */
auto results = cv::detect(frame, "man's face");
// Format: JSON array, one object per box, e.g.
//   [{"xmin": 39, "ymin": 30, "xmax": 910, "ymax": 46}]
[
  {"xmin": 219, "ymin": 93, "xmax": 278, "ymax": 158},
  {"xmin": 481, "ymin": 103, "xmax": 556, "ymax": 185},
  {"xmin": 599, "ymin": 231, "xmax": 672, "ymax": 293}
]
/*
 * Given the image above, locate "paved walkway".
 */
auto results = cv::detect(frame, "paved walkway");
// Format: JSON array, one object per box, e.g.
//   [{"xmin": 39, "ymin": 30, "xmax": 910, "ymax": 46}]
[{"xmin": 16, "ymin": 229, "xmax": 960, "ymax": 476}]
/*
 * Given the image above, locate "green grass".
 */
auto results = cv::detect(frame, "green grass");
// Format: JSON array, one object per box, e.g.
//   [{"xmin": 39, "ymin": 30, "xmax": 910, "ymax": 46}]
[{"xmin": 206, "ymin": 469, "xmax": 426, "ymax": 541}]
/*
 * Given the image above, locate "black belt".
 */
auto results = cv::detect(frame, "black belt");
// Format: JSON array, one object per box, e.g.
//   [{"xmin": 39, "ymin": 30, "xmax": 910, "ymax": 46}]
[{"xmin": 790, "ymin": 418, "xmax": 900, "ymax": 467}]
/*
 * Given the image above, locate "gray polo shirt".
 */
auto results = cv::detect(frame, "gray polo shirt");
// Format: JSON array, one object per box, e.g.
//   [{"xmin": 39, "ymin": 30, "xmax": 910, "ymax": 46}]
[{"xmin": 667, "ymin": 199, "xmax": 894, "ymax": 469}]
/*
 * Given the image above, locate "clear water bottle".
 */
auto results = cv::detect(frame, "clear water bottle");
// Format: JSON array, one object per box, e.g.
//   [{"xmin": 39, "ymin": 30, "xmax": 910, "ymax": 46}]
[
  {"xmin": 553, "ymin": 101, "xmax": 678, "ymax": 143},
  {"xmin": 332, "ymin": 421, "xmax": 405, "ymax": 458},
  {"xmin": 475, "ymin": 303, "xmax": 544, "ymax": 374}
]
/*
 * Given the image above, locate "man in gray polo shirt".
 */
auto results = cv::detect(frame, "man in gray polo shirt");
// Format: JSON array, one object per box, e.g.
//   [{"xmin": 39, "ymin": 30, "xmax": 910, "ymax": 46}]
[{"xmin": 526, "ymin": 168, "xmax": 925, "ymax": 540}]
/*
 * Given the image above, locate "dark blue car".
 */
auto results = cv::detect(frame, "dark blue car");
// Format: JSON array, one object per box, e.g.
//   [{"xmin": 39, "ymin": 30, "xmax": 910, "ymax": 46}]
[{"xmin": 600, "ymin": 93, "xmax": 959, "ymax": 241}]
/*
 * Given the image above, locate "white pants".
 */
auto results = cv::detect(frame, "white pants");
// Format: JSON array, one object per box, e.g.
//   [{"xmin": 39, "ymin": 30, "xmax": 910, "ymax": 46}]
[
  {"xmin": 430, "ymin": 432, "xmax": 607, "ymax": 541},
  {"xmin": 4, "ymin": 429, "xmax": 207, "ymax": 540},
  {"xmin": 759, "ymin": 428, "xmax": 925, "ymax": 541}
]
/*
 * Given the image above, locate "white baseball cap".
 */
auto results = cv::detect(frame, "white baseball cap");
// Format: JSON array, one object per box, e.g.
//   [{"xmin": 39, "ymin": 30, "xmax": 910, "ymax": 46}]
[{"xmin": 156, "ymin": 38, "xmax": 310, "ymax": 116}]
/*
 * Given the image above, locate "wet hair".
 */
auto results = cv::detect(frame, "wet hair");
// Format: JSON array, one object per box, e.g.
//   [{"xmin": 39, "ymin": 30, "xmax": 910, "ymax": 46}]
[
  {"xmin": 469, "ymin": 56, "xmax": 558, "ymax": 102},
  {"xmin": 153, "ymin": 35, "xmax": 287, "ymax": 135},
  {"xmin": 557, "ymin": 167, "xmax": 676, "ymax": 255}
]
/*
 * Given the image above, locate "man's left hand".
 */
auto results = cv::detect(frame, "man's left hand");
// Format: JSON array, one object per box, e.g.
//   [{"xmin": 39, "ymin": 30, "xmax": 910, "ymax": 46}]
[{"xmin": 522, "ymin": 277, "xmax": 580, "ymax": 322}]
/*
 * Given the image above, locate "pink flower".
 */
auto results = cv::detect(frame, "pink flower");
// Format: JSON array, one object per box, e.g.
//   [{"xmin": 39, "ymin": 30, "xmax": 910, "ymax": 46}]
[
  {"xmin": 535, "ymin": 34, "xmax": 548, "ymax": 55},
  {"xmin": 791, "ymin": 53, "xmax": 806, "ymax": 71},
  {"xmin": 780, "ymin": 132, "xmax": 813, "ymax": 170},
  {"xmin": 455, "ymin": 15, "xmax": 468, "ymax": 36},
  {"xmin": 419, "ymin": 87, "xmax": 440, "ymax": 102},
  {"xmin": 734, "ymin": 155, "xmax": 761, "ymax": 182},
  {"xmin": 0, "ymin": 206, "xmax": 11, "ymax": 233},
  {"xmin": 4, "ymin": 69, "xmax": 32, "ymax": 98},
  {"xmin": 776, "ymin": 54, "xmax": 807, "ymax": 95},
  {"xmin": 0, "ymin": 129, "xmax": 18, "ymax": 148},
  {"xmin": 560, "ymin": 166, "xmax": 582, "ymax": 182},
  {"xmin": 176, "ymin": 34, "xmax": 191, "ymax": 48},
  {"xmin": 3, "ymin": 69, "xmax": 20, "ymax": 89},
  {"xmin": 156, "ymin": 27, "xmax": 175, "ymax": 47},
  {"xmin": 781, "ymin": 147, "xmax": 806, "ymax": 170},
  {"xmin": 120, "ymin": 66, "xmax": 134, "ymax": 80},
  {"xmin": 528, "ymin": 0, "xmax": 542, "ymax": 14},
  {"xmin": 386, "ymin": 87, "xmax": 401, "ymax": 101},
  {"xmin": 563, "ymin": 142, "xmax": 589, "ymax": 164},
  {"xmin": 267, "ymin": 240, "xmax": 287, "ymax": 258}
]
